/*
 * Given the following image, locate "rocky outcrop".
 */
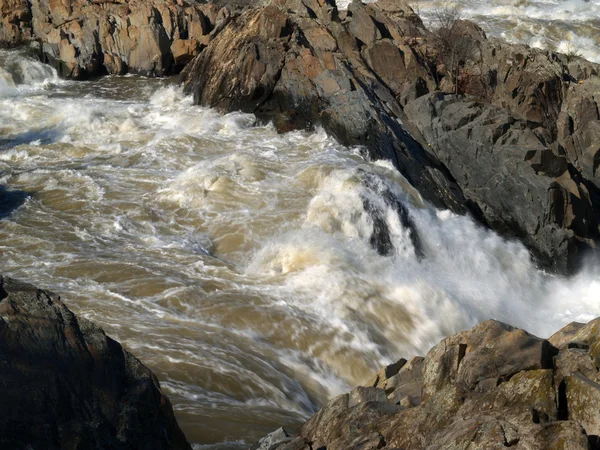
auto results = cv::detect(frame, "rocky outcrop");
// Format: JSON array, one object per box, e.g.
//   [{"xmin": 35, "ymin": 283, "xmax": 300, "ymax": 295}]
[
  {"xmin": 3, "ymin": 0, "xmax": 599, "ymax": 270},
  {"xmin": 0, "ymin": 275, "xmax": 191, "ymax": 449},
  {"xmin": 181, "ymin": 0, "xmax": 600, "ymax": 273},
  {"xmin": 255, "ymin": 318, "xmax": 600, "ymax": 450},
  {"xmin": 0, "ymin": 0, "xmax": 239, "ymax": 78}
]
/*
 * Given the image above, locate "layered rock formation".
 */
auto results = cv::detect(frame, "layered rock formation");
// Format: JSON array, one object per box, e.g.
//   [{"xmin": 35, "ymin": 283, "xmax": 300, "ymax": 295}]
[
  {"xmin": 0, "ymin": 0, "xmax": 240, "ymax": 77},
  {"xmin": 180, "ymin": 0, "xmax": 600, "ymax": 273},
  {"xmin": 254, "ymin": 318, "xmax": 600, "ymax": 450},
  {"xmin": 0, "ymin": 275, "xmax": 190, "ymax": 449}
]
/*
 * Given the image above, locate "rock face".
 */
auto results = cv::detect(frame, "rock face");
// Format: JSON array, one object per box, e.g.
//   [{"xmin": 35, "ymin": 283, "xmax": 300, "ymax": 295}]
[
  {"xmin": 0, "ymin": 0, "xmax": 236, "ymax": 78},
  {"xmin": 181, "ymin": 0, "xmax": 600, "ymax": 273},
  {"xmin": 255, "ymin": 318, "xmax": 600, "ymax": 450},
  {"xmin": 0, "ymin": 275, "xmax": 191, "ymax": 449}
]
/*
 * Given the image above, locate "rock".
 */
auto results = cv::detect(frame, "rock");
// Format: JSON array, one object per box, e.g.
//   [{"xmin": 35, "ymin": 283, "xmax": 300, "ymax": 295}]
[
  {"xmin": 422, "ymin": 320, "xmax": 556, "ymax": 400},
  {"xmin": 0, "ymin": 0, "xmax": 31, "ymax": 46},
  {"xmin": 349, "ymin": 386, "xmax": 388, "ymax": 407},
  {"xmin": 405, "ymin": 93, "xmax": 599, "ymax": 273},
  {"xmin": 251, "ymin": 427, "xmax": 293, "ymax": 450},
  {"xmin": 565, "ymin": 373, "xmax": 600, "ymax": 437},
  {"xmin": 0, "ymin": 0, "xmax": 239, "ymax": 78},
  {"xmin": 182, "ymin": 0, "xmax": 600, "ymax": 274},
  {"xmin": 385, "ymin": 356, "xmax": 423, "ymax": 405},
  {"xmin": 0, "ymin": 275, "xmax": 190, "ymax": 449},
  {"xmin": 255, "ymin": 317, "xmax": 600, "ymax": 449},
  {"xmin": 549, "ymin": 321, "xmax": 587, "ymax": 348}
]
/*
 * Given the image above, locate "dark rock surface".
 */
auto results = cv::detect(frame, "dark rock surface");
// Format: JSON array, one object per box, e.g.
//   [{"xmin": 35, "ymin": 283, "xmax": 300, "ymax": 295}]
[
  {"xmin": 0, "ymin": 275, "xmax": 191, "ymax": 449},
  {"xmin": 181, "ymin": 0, "xmax": 600, "ymax": 273},
  {"xmin": 255, "ymin": 318, "xmax": 600, "ymax": 450}
]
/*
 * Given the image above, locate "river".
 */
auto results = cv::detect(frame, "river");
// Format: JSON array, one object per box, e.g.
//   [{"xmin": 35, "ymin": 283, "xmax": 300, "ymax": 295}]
[{"xmin": 1, "ymin": 1, "xmax": 600, "ymax": 447}]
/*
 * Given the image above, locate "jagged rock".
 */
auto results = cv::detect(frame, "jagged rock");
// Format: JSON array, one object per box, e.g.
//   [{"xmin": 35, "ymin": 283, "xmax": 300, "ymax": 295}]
[
  {"xmin": 422, "ymin": 320, "xmax": 556, "ymax": 400},
  {"xmin": 182, "ymin": 0, "xmax": 472, "ymax": 221},
  {"xmin": 385, "ymin": 356, "xmax": 423, "ymax": 405},
  {"xmin": 255, "ymin": 317, "xmax": 600, "ymax": 449},
  {"xmin": 0, "ymin": 275, "xmax": 190, "ymax": 449},
  {"xmin": 181, "ymin": 0, "xmax": 600, "ymax": 274},
  {"xmin": 0, "ymin": 0, "xmax": 243, "ymax": 78},
  {"xmin": 405, "ymin": 92, "xmax": 600, "ymax": 272}
]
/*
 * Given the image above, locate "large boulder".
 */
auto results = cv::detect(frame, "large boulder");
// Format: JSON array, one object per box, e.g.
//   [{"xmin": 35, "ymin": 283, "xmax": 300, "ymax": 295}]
[
  {"xmin": 254, "ymin": 318, "xmax": 600, "ymax": 450},
  {"xmin": 405, "ymin": 93, "xmax": 599, "ymax": 272},
  {"xmin": 0, "ymin": 275, "xmax": 191, "ymax": 449},
  {"xmin": 182, "ymin": 0, "xmax": 600, "ymax": 274}
]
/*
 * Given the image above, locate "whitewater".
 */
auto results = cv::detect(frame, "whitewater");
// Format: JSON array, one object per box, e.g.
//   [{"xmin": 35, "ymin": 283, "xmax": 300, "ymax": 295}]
[{"xmin": 1, "ymin": 1, "xmax": 599, "ymax": 446}]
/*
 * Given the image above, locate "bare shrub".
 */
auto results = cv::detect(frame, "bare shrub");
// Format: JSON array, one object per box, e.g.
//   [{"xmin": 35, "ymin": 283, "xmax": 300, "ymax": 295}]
[
  {"xmin": 564, "ymin": 41, "xmax": 581, "ymax": 63},
  {"xmin": 430, "ymin": 1, "xmax": 478, "ymax": 94}
]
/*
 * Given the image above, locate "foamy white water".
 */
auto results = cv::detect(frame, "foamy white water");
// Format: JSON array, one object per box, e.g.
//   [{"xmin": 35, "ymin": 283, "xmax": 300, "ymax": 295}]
[
  {"xmin": 416, "ymin": 0, "xmax": 600, "ymax": 63},
  {"xmin": 1, "ymin": 45, "xmax": 599, "ymax": 448}
]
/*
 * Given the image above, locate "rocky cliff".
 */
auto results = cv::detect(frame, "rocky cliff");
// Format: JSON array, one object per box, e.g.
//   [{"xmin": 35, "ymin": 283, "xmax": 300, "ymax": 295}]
[
  {"xmin": 0, "ymin": 275, "xmax": 191, "ymax": 449},
  {"xmin": 180, "ymin": 0, "xmax": 600, "ymax": 274},
  {"xmin": 0, "ymin": 0, "xmax": 243, "ymax": 78},
  {"xmin": 254, "ymin": 317, "xmax": 600, "ymax": 450}
]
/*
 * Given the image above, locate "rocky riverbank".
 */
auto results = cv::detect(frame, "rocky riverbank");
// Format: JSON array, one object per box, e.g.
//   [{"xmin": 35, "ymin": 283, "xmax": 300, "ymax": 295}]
[
  {"xmin": 2, "ymin": 1, "xmax": 600, "ymax": 272},
  {"xmin": 180, "ymin": 0, "xmax": 600, "ymax": 274},
  {"xmin": 0, "ymin": 275, "xmax": 191, "ymax": 449},
  {"xmin": 254, "ymin": 317, "xmax": 600, "ymax": 450}
]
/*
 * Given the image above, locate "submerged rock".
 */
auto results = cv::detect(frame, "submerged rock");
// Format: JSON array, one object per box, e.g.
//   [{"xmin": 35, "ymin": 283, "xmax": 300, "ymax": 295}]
[
  {"xmin": 255, "ymin": 318, "xmax": 600, "ymax": 449},
  {"xmin": 0, "ymin": 275, "xmax": 191, "ymax": 449}
]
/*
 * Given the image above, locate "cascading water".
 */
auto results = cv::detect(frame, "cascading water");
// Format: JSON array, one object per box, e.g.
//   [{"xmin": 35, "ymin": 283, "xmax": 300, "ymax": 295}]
[{"xmin": 1, "ymin": 41, "xmax": 599, "ymax": 449}]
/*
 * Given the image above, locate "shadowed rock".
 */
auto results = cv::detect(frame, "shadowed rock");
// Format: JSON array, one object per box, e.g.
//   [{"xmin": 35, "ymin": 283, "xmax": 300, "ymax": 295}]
[{"xmin": 0, "ymin": 275, "xmax": 191, "ymax": 449}]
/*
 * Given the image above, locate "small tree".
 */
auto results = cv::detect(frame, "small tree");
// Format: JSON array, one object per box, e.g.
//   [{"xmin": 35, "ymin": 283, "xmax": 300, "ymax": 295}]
[{"xmin": 431, "ymin": 1, "xmax": 477, "ymax": 95}]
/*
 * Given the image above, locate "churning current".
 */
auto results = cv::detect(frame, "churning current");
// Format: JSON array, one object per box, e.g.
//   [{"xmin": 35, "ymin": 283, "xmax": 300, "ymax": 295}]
[{"xmin": 1, "ymin": 42, "xmax": 599, "ymax": 448}]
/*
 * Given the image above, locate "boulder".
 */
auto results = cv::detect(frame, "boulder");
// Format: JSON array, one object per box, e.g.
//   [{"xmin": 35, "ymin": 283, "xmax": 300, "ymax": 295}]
[
  {"xmin": 0, "ymin": 275, "xmax": 190, "ymax": 449},
  {"xmin": 182, "ymin": 0, "xmax": 600, "ymax": 274},
  {"xmin": 405, "ymin": 93, "xmax": 599, "ymax": 273},
  {"xmin": 255, "ymin": 317, "xmax": 600, "ymax": 449}
]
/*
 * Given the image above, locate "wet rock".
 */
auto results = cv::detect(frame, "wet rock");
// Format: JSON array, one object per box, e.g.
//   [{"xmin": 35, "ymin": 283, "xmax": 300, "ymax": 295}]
[{"xmin": 0, "ymin": 275, "xmax": 190, "ymax": 449}]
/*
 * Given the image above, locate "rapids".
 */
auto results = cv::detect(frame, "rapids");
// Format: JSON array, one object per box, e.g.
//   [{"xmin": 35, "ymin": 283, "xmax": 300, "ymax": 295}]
[
  {"xmin": 1, "ymin": 24, "xmax": 599, "ymax": 450},
  {"xmin": 341, "ymin": 0, "xmax": 600, "ymax": 63}
]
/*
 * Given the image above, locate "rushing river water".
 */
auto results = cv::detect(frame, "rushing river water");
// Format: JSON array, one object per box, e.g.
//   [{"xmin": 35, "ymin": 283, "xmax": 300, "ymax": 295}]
[
  {"xmin": 413, "ymin": 0, "xmax": 600, "ymax": 63},
  {"xmin": 1, "ymin": 2, "xmax": 600, "ymax": 446}
]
